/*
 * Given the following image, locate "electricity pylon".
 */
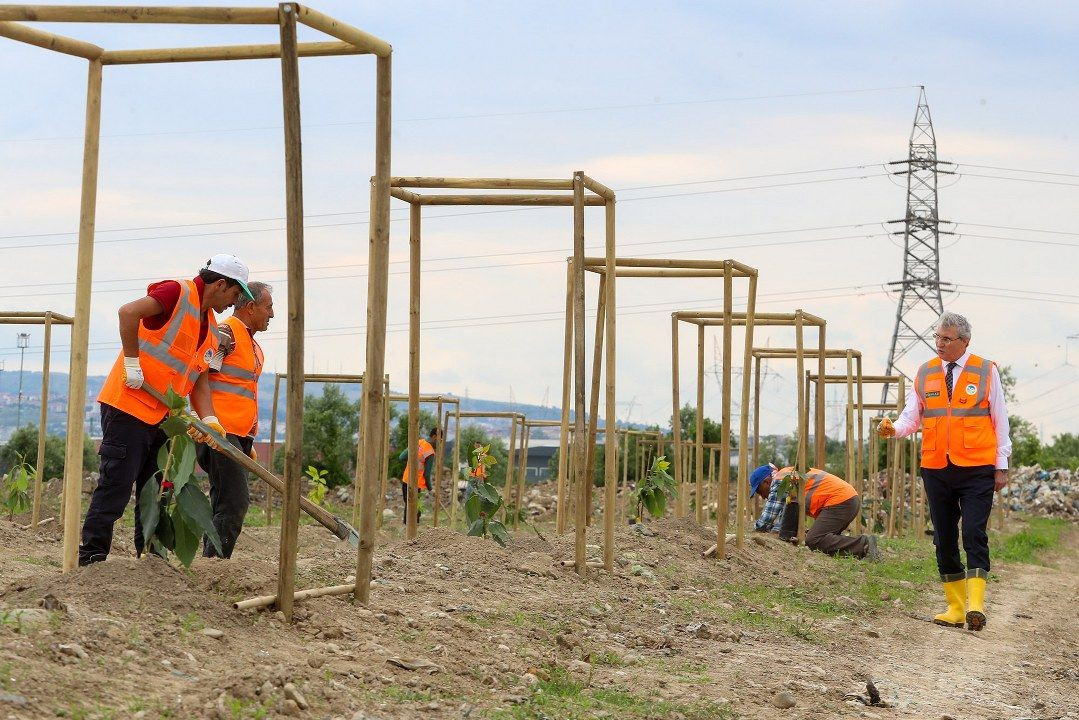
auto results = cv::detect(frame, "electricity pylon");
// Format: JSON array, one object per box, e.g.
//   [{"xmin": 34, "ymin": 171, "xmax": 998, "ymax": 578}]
[{"xmin": 882, "ymin": 86, "xmax": 955, "ymax": 403}]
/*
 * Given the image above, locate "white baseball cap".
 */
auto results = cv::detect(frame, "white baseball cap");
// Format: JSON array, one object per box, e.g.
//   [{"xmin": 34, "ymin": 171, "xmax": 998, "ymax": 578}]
[{"xmin": 203, "ymin": 254, "xmax": 255, "ymax": 301}]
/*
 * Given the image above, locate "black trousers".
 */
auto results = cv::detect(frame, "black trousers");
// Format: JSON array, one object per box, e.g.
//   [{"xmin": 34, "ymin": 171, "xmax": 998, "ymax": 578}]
[
  {"xmin": 79, "ymin": 403, "xmax": 168, "ymax": 565},
  {"xmin": 401, "ymin": 481, "xmax": 423, "ymax": 524},
  {"xmin": 921, "ymin": 461, "xmax": 996, "ymax": 577},
  {"xmin": 195, "ymin": 434, "xmax": 252, "ymax": 559}
]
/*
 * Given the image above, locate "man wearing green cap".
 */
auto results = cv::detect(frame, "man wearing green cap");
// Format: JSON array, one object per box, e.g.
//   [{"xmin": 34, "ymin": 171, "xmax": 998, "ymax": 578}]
[{"xmin": 80, "ymin": 254, "xmax": 254, "ymax": 565}]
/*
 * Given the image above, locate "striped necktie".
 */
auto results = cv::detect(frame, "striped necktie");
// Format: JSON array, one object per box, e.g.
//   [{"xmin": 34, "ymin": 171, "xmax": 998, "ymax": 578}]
[{"xmin": 945, "ymin": 362, "xmax": 957, "ymax": 400}]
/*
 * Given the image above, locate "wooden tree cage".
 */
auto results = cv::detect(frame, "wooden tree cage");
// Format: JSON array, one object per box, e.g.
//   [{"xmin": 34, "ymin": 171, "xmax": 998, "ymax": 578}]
[{"xmin": 0, "ymin": 4, "xmax": 392, "ymax": 621}]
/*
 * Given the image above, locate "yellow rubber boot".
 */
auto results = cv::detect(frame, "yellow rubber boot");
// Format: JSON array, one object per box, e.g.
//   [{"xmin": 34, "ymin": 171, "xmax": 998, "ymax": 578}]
[
  {"xmin": 966, "ymin": 569, "xmax": 987, "ymax": 631},
  {"xmin": 933, "ymin": 575, "xmax": 967, "ymax": 628}
]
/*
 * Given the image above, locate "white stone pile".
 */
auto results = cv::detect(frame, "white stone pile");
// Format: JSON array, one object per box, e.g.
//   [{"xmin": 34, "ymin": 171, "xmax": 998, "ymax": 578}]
[{"xmin": 1002, "ymin": 465, "xmax": 1079, "ymax": 518}]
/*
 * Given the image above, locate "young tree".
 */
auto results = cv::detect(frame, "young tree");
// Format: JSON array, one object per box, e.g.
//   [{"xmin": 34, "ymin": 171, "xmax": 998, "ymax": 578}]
[{"xmin": 456, "ymin": 424, "xmax": 509, "ymax": 487}]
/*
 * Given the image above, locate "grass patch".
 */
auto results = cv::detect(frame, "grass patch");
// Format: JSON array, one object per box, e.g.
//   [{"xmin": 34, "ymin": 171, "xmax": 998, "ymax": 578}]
[
  {"xmin": 487, "ymin": 667, "xmax": 736, "ymax": 720},
  {"xmin": 993, "ymin": 517, "xmax": 1070, "ymax": 565}
]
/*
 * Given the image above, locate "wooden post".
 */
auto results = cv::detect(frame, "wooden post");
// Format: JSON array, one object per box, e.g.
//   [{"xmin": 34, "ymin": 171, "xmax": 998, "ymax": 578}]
[
  {"xmin": 694, "ymin": 324, "xmax": 705, "ymax": 524},
  {"xmin": 855, "ymin": 355, "xmax": 865, "ymax": 525},
  {"xmin": 794, "ymin": 311, "xmax": 806, "ymax": 546},
  {"xmin": 62, "ymin": 57, "xmax": 102, "ymax": 573},
  {"xmin": 602, "ymin": 198, "xmax": 617, "ymax": 572},
  {"xmin": 736, "ymin": 268, "xmax": 757, "ymax": 548},
  {"xmin": 845, "ymin": 351, "xmax": 857, "ymax": 533},
  {"xmin": 268, "ymin": 374, "xmax": 281, "ymax": 525},
  {"xmin": 583, "ymin": 274, "xmax": 606, "ymax": 525},
  {"xmin": 887, "ymin": 378, "xmax": 906, "ymax": 538},
  {"xmin": 670, "ymin": 315, "xmax": 684, "ymax": 517},
  {"xmin": 908, "ymin": 432, "xmax": 917, "ymax": 535},
  {"xmin": 516, "ymin": 423, "xmax": 530, "ymax": 528},
  {"xmin": 815, "ymin": 323, "xmax": 826, "ymax": 469},
  {"xmin": 717, "ymin": 266, "xmax": 733, "ymax": 554},
  {"xmin": 355, "ymin": 50, "xmax": 392, "ymax": 606},
  {"xmin": 619, "ymin": 430, "xmax": 629, "ymax": 526},
  {"xmin": 404, "ymin": 201, "xmax": 421, "ymax": 540},
  {"xmin": 351, "ymin": 373, "xmax": 364, "ymax": 528},
  {"xmin": 449, "ymin": 400, "xmax": 461, "ymax": 528},
  {"xmin": 572, "ymin": 172, "xmax": 588, "ymax": 576},
  {"xmin": 433, "ymin": 397, "xmax": 444, "ymax": 527},
  {"xmin": 556, "ymin": 260, "xmax": 573, "ymax": 535},
  {"xmin": 376, "ymin": 375, "xmax": 391, "ymax": 531},
  {"xmin": 30, "ymin": 312, "xmax": 52, "ymax": 531},
  {"xmin": 752, "ymin": 355, "xmax": 761, "ymax": 469},
  {"xmin": 504, "ymin": 417, "xmax": 518, "ymax": 522},
  {"xmin": 276, "ymin": 3, "xmax": 304, "ymax": 621}
]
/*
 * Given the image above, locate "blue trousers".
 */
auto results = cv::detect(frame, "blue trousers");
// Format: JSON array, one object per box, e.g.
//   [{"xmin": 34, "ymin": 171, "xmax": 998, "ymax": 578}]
[{"xmin": 921, "ymin": 461, "xmax": 996, "ymax": 578}]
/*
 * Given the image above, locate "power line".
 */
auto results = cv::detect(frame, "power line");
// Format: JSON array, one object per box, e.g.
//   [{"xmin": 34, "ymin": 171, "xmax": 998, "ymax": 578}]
[
  {"xmin": 954, "ymin": 222, "xmax": 1079, "ymax": 237},
  {"xmin": 955, "ymin": 163, "xmax": 1079, "ymax": 179},
  {"xmin": 955, "ymin": 172, "xmax": 1079, "ymax": 188},
  {"xmin": 1, "ymin": 84, "xmax": 919, "ymax": 144},
  {"xmin": 0, "ymin": 173, "xmax": 889, "ymax": 252}
]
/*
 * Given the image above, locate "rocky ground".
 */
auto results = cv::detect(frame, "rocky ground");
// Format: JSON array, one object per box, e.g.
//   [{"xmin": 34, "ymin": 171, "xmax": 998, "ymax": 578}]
[{"xmin": 0, "ymin": 488, "xmax": 1075, "ymax": 720}]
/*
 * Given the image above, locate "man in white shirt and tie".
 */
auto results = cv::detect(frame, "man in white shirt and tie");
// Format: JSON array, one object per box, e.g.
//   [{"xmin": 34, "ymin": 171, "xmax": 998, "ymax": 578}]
[{"xmin": 879, "ymin": 311, "xmax": 1010, "ymax": 631}]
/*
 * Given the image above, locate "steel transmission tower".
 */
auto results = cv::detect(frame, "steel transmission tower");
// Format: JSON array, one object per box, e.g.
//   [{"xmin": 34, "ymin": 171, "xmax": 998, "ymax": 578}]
[{"xmin": 882, "ymin": 87, "xmax": 955, "ymax": 403}]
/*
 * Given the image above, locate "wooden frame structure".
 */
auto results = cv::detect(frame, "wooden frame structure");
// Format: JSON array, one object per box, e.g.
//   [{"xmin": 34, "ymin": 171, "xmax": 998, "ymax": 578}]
[
  {"xmin": 675, "ymin": 308, "xmax": 836, "ymax": 552},
  {"xmin": 0, "ymin": 5, "xmax": 393, "ymax": 621},
  {"xmin": 562, "ymin": 258, "xmax": 758, "ymax": 573},
  {"xmin": 454, "ymin": 410, "xmax": 529, "ymax": 527},
  {"xmin": 388, "ymin": 174, "xmax": 616, "ymax": 577},
  {"xmin": 513, "ymin": 419, "xmax": 561, "ymax": 527},
  {"xmin": 753, "ymin": 348, "xmax": 865, "ymax": 532},
  {"xmin": 615, "ymin": 428, "xmax": 663, "ymax": 525},
  {"xmin": 0, "ymin": 311, "xmax": 74, "ymax": 530},
  {"xmin": 385, "ymin": 392, "xmax": 461, "ymax": 533}
]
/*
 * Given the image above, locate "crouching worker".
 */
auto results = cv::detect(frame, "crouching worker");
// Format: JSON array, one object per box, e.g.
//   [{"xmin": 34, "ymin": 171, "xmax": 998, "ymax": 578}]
[
  {"xmin": 749, "ymin": 464, "xmax": 881, "ymax": 560},
  {"xmin": 198, "ymin": 281, "xmax": 273, "ymax": 558}
]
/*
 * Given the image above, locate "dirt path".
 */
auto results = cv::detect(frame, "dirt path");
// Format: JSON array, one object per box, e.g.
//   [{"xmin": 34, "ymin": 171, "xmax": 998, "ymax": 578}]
[
  {"xmin": 0, "ymin": 511, "xmax": 1073, "ymax": 719},
  {"xmin": 859, "ymin": 533, "xmax": 1079, "ymax": 720}
]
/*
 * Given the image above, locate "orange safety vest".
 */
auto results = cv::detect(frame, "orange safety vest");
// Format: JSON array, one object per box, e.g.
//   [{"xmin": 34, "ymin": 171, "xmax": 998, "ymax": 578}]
[
  {"xmin": 209, "ymin": 316, "xmax": 264, "ymax": 437},
  {"xmin": 402, "ymin": 438, "xmax": 436, "ymax": 490},
  {"xmin": 914, "ymin": 355, "xmax": 997, "ymax": 469},
  {"xmin": 99, "ymin": 279, "xmax": 218, "ymax": 425},
  {"xmin": 775, "ymin": 466, "xmax": 858, "ymax": 518}
]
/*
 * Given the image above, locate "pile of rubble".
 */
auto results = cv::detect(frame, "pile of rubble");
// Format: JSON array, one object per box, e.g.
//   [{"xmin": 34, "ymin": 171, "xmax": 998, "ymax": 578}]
[{"xmin": 1002, "ymin": 466, "xmax": 1079, "ymax": 518}]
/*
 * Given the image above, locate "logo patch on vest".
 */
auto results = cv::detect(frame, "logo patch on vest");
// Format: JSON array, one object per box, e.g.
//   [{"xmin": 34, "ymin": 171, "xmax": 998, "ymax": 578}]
[
  {"xmin": 925, "ymin": 391, "xmax": 940, "ymax": 398},
  {"xmin": 204, "ymin": 348, "xmax": 214, "ymax": 363},
  {"xmin": 965, "ymin": 383, "xmax": 977, "ymax": 395}
]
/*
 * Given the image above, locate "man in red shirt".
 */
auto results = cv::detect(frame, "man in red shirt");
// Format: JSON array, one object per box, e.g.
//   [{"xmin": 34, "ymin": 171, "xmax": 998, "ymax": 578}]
[{"xmin": 80, "ymin": 254, "xmax": 254, "ymax": 565}]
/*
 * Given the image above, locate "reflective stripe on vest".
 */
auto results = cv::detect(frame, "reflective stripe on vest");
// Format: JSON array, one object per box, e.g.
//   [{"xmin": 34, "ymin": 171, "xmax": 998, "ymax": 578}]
[
  {"xmin": 210, "ymin": 316, "xmax": 263, "ymax": 436},
  {"xmin": 403, "ymin": 438, "xmax": 436, "ymax": 490},
  {"xmin": 776, "ymin": 467, "xmax": 858, "ymax": 518},
  {"xmin": 914, "ymin": 354, "xmax": 997, "ymax": 469},
  {"xmin": 98, "ymin": 279, "xmax": 217, "ymax": 425}
]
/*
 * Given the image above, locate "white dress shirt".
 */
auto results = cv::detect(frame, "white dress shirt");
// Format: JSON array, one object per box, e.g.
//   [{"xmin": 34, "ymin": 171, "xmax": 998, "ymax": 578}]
[{"xmin": 892, "ymin": 349, "xmax": 1012, "ymax": 470}]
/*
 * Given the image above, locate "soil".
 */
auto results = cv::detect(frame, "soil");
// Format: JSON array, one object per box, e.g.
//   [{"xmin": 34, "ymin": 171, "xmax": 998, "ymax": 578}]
[{"xmin": 0, "ymin": 494, "xmax": 1075, "ymax": 720}]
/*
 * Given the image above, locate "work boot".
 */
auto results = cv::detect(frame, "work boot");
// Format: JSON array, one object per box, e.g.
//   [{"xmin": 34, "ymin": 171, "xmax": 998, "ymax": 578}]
[
  {"xmin": 933, "ymin": 573, "xmax": 967, "ymax": 628},
  {"xmin": 966, "ymin": 568, "xmax": 988, "ymax": 631},
  {"xmin": 865, "ymin": 535, "xmax": 883, "ymax": 562}
]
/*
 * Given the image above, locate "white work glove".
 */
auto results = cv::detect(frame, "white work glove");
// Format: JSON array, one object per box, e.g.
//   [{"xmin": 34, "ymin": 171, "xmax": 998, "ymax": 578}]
[{"xmin": 122, "ymin": 356, "xmax": 144, "ymax": 389}]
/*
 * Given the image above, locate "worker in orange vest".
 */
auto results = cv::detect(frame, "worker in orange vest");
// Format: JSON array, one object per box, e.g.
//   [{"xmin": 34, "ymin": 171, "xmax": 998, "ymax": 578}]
[
  {"xmin": 399, "ymin": 426, "xmax": 441, "ymax": 524},
  {"xmin": 750, "ymin": 463, "xmax": 881, "ymax": 560},
  {"xmin": 80, "ymin": 255, "xmax": 254, "ymax": 566},
  {"xmin": 197, "ymin": 281, "xmax": 273, "ymax": 559},
  {"xmin": 879, "ymin": 311, "xmax": 1010, "ymax": 631}
]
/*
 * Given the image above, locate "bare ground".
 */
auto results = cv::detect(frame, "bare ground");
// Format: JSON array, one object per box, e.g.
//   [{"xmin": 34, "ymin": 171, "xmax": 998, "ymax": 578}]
[{"xmin": 0, "ymin": 500, "xmax": 1074, "ymax": 720}]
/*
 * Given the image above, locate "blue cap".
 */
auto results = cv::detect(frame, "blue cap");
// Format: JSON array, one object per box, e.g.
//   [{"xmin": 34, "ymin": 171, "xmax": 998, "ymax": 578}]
[{"xmin": 749, "ymin": 465, "xmax": 773, "ymax": 496}]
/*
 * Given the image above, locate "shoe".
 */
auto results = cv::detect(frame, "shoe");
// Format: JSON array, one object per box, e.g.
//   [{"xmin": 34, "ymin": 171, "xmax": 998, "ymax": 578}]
[
  {"xmin": 933, "ymin": 576, "xmax": 967, "ymax": 628},
  {"xmin": 865, "ymin": 535, "xmax": 883, "ymax": 562},
  {"xmin": 966, "ymin": 569, "xmax": 987, "ymax": 631},
  {"xmin": 78, "ymin": 553, "xmax": 107, "ymax": 567}
]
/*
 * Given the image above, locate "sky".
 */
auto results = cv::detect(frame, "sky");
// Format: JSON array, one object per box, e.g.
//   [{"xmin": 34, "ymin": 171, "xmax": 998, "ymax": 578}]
[{"xmin": 1, "ymin": 1, "xmax": 1077, "ymax": 442}]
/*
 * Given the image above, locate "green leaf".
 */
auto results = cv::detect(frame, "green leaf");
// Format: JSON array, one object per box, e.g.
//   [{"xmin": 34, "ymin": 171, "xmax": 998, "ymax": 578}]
[
  {"xmin": 466, "ymin": 517, "xmax": 486, "ymax": 537},
  {"xmin": 170, "ymin": 439, "xmax": 197, "ymax": 495},
  {"xmin": 171, "ymin": 505, "xmax": 200, "ymax": 567},
  {"xmin": 483, "ymin": 456, "xmax": 497, "ymax": 466},
  {"xmin": 164, "ymin": 388, "xmax": 187, "ymax": 413},
  {"xmin": 176, "ymin": 483, "xmax": 222, "ymax": 556},
  {"xmin": 156, "ymin": 510, "xmax": 175, "ymax": 550},
  {"xmin": 476, "ymin": 481, "xmax": 501, "ymax": 505},
  {"xmin": 160, "ymin": 416, "xmax": 189, "ymax": 438},
  {"xmin": 157, "ymin": 444, "xmax": 170, "ymax": 471},
  {"xmin": 138, "ymin": 476, "xmax": 162, "ymax": 550},
  {"xmin": 488, "ymin": 521, "xmax": 509, "ymax": 547},
  {"xmin": 464, "ymin": 492, "xmax": 482, "ymax": 524}
]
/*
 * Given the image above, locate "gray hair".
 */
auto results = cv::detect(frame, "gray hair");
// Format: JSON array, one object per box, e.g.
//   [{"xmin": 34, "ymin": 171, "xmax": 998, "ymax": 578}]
[
  {"xmin": 937, "ymin": 311, "xmax": 971, "ymax": 341},
  {"xmin": 234, "ymin": 281, "xmax": 272, "ymax": 310}
]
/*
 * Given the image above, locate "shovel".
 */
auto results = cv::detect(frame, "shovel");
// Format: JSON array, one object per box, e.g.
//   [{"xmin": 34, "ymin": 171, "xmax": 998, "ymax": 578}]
[{"xmin": 140, "ymin": 383, "xmax": 361, "ymax": 548}]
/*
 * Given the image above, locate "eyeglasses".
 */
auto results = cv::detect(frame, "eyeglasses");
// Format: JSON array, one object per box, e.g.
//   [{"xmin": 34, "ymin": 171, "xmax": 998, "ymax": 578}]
[{"xmin": 933, "ymin": 333, "xmax": 965, "ymax": 345}]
